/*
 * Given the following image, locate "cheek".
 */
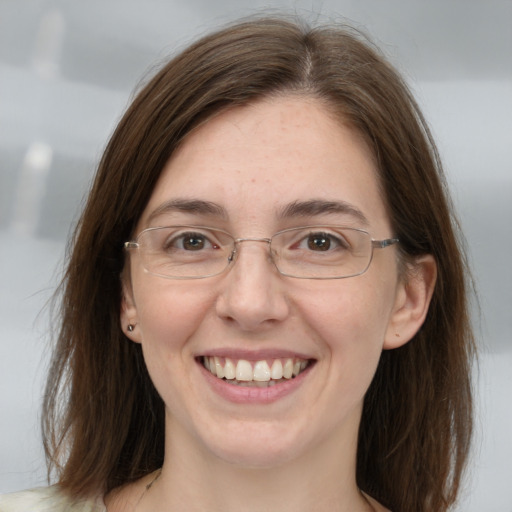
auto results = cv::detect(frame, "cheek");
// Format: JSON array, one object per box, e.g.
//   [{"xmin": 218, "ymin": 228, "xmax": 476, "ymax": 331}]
[
  {"xmin": 132, "ymin": 280, "xmax": 219, "ymax": 413},
  {"xmin": 296, "ymin": 276, "xmax": 396, "ymax": 366},
  {"xmin": 133, "ymin": 278, "xmax": 216, "ymax": 355},
  {"xmin": 306, "ymin": 283, "xmax": 391, "ymax": 334}
]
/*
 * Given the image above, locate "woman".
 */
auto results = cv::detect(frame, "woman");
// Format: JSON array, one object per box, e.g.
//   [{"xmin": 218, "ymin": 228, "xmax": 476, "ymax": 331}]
[{"xmin": 0, "ymin": 16, "xmax": 475, "ymax": 512}]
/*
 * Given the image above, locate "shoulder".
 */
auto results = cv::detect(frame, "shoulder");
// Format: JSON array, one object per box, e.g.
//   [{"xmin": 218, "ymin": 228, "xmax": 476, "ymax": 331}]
[{"xmin": 0, "ymin": 487, "xmax": 105, "ymax": 512}]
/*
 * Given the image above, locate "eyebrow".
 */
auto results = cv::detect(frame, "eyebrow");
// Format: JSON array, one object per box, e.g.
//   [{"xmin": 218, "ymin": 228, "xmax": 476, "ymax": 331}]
[
  {"xmin": 146, "ymin": 199, "xmax": 228, "ymax": 225},
  {"xmin": 277, "ymin": 199, "xmax": 369, "ymax": 227},
  {"xmin": 146, "ymin": 197, "xmax": 369, "ymax": 227}
]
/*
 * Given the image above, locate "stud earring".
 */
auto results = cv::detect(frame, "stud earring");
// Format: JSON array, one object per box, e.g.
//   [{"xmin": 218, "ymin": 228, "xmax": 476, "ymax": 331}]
[{"xmin": 127, "ymin": 324, "xmax": 135, "ymax": 332}]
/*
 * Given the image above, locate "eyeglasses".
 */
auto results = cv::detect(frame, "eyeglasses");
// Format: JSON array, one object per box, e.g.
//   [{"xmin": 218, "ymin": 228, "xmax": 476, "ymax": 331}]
[{"xmin": 124, "ymin": 225, "xmax": 399, "ymax": 280}]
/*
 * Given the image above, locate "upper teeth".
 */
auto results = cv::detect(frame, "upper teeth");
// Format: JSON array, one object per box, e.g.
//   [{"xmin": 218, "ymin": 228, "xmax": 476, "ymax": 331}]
[{"xmin": 203, "ymin": 356, "xmax": 308, "ymax": 382}]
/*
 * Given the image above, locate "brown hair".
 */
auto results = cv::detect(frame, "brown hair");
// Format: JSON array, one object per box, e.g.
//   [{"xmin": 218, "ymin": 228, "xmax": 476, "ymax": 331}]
[{"xmin": 43, "ymin": 16, "xmax": 475, "ymax": 511}]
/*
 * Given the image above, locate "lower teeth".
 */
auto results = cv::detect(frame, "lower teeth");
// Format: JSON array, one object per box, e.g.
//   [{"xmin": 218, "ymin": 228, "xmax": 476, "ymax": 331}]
[{"xmin": 225, "ymin": 378, "xmax": 288, "ymax": 387}]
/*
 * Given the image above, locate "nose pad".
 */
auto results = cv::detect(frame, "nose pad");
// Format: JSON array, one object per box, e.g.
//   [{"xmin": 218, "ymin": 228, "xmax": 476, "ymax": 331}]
[
  {"xmin": 215, "ymin": 240, "xmax": 289, "ymax": 331},
  {"xmin": 227, "ymin": 247, "xmax": 237, "ymax": 264},
  {"xmin": 225, "ymin": 238, "xmax": 275, "ymax": 271},
  {"xmin": 226, "ymin": 239, "xmax": 272, "ymax": 266}
]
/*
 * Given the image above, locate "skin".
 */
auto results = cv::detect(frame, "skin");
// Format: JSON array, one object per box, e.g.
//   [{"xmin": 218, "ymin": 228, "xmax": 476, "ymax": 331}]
[{"xmin": 110, "ymin": 95, "xmax": 436, "ymax": 512}]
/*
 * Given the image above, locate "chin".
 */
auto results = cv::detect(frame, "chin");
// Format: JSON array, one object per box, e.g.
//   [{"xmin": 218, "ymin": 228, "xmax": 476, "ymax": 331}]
[
  {"xmin": 197, "ymin": 419, "xmax": 312, "ymax": 469},
  {"xmin": 210, "ymin": 442, "xmax": 300, "ymax": 470}
]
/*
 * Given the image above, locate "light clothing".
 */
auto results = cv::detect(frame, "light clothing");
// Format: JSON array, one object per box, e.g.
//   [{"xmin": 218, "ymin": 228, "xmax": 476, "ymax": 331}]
[
  {"xmin": 0, "ymin": 487, "xmax": 105, "ymax": 512},
  {"xmin": 0, "ymin": 485, "xmax": 389, "ymax": 511}
]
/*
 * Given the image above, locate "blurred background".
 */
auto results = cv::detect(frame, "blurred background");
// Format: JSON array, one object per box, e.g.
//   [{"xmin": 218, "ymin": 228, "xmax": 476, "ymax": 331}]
[{"xmin": 0, "ymin": 0, "xmax": 511, "ymax": 509}]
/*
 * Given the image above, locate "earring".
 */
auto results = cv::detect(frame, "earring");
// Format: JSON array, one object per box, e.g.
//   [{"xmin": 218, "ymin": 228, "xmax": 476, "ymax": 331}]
[{"xmin": 127, "ymin": 324, "xmax": 135, "ymax": 332}]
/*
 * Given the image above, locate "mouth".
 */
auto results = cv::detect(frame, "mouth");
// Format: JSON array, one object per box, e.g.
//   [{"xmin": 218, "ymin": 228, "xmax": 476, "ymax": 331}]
[{"xmin": 199, "ymin": 355, "xmax": 314, "ymax": 388}]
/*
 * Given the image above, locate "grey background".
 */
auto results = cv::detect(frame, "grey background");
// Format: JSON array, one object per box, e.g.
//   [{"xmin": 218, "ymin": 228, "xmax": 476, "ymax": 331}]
[{"xmin": 1, "ymin": 0, "xmax": 511, "ymax": 510}]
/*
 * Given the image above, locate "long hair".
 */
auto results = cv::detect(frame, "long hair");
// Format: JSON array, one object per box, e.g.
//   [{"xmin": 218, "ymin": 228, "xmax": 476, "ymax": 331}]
[{"xmin": 42, "ymin": 16, "xmax": 475, "ymax": 511}]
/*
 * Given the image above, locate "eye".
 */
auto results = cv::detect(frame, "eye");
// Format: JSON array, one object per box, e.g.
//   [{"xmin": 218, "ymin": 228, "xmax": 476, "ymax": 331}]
[
  {"xmin": 166, "ymin": 231, "xmax": 218, "ymax": 251},
  {"xmin": 306, "ymin": 233, "xmax": 332, "ymax": 251},
  {"xmin": 299, "ymin": 231, "xmax": 348, "ymax": 252},
  {"xmin": 181, "ymin": 233, "xmax": 208, "ymax": 251}
]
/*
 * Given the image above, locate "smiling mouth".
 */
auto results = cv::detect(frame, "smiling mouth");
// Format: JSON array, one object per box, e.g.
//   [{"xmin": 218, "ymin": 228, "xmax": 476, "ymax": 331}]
[{"xmin": 200, "ymin": 356, "xmax": 313, "ymax": 388}]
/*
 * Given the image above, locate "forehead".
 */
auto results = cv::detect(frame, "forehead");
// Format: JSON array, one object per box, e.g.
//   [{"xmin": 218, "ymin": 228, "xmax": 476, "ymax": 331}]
[{"xmin": 139, "ymin": 96, "xmax": 390, "ymax": 233}]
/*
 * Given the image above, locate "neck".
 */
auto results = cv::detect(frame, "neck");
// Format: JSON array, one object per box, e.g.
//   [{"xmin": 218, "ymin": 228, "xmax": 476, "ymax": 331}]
[{"xmin": 140, "ymin": 415, "xmax": 373, "ymax": 512}]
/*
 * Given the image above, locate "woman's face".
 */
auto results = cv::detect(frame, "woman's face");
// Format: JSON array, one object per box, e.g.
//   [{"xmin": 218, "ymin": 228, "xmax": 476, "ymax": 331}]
[{"xmin": 122, "ymin": 96, "xmax": 412, "ymax": 468}]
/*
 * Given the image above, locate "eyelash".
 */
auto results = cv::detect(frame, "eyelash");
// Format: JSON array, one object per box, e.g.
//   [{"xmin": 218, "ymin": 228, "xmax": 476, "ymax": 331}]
[
  {"xmin": 293, "ymin": 231, "xmax": 349, "ymax": 251},
  {"xmin": 164, "ymin": 231, "xmax": 219, "ymax": 251},
  {"xmin": 149, "ymin": 226, "xmax": 357, "ymax": 258}
]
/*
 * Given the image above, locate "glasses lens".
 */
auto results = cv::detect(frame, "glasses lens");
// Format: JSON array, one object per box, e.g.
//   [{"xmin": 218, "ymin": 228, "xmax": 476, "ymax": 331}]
[
  {"xmin": 138, "ymin": 226, "xmax": 234, "ymax": 278},
  {"xmin": 271, "ymin": 226, "xmax": 372, "ymax": 279}
]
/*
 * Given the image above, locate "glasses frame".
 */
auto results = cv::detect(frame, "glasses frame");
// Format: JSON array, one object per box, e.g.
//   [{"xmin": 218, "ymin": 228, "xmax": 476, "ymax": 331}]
[{"xmin": 124, "ymin": 225, "xmax": 399, "ymax": 280}]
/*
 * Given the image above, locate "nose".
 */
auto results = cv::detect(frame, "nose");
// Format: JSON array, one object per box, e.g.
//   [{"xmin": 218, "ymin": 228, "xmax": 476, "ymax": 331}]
[{"xmin": 215, "ymin": 239, "xmax": 290, "ymax": 331}]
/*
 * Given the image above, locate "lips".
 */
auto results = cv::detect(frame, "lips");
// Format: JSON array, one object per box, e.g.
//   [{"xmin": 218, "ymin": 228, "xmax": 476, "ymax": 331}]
[{"xmin": 201, "ymin": 356, "xmax": 311, "ymax": 388}]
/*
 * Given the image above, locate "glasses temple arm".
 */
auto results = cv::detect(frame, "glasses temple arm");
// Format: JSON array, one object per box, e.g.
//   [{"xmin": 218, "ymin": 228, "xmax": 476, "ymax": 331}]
[{"xmin": 372, "ymin": 238, "xmax": 399, "ymax": 249}]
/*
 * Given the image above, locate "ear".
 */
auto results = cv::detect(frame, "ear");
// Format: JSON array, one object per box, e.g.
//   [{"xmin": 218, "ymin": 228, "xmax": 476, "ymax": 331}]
[
  {"xmin": 120, "ymin": 278, "xmax": 142, "ymax": 343},
  {"xmin": 384, "ymin": 255, "xmax": 437, "ymax": 350}
]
